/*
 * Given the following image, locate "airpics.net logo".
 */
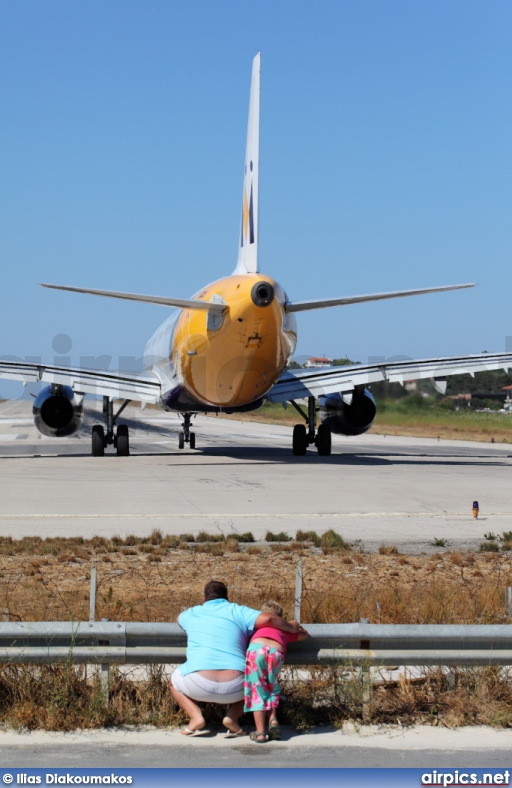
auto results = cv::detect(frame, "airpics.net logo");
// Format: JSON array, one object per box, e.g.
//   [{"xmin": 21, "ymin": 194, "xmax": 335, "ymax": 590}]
[{"xmin": 421, "ymin": 771, "xmax": 510, "ymax": 786}]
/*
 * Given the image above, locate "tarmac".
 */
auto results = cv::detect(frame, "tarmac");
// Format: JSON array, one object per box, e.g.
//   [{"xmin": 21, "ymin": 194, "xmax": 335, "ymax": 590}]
[{"xmin": 0, "ymin": 399, "xmax": 510, "ymax": 552}]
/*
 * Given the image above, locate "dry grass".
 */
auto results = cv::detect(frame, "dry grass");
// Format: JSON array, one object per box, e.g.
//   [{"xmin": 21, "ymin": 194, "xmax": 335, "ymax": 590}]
[
  {"xmin": 0, "ymin": 664, "xmax": 181, "ymax": 730},
  {"xmin": 1, "ymin": 661, "xmax": 512, "ymax": 731},
  {"xmin": 0, "ymin": 535, "xmax": 512, "ymax": 625},
  {"xmin": 279, "ymin": 666, "xmax": 512, "ymax": 729}
]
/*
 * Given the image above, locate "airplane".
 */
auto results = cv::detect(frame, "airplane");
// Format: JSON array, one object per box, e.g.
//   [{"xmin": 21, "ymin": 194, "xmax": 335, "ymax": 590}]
[{"xmin": 2, "ymin": 53, "xmax": 512, "ymax": 458}]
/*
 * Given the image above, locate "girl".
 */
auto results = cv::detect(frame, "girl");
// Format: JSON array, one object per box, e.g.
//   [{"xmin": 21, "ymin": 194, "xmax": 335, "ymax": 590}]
[{"xmin": 244, "ymin": 600, "xmax": 308, "ymax": 742}]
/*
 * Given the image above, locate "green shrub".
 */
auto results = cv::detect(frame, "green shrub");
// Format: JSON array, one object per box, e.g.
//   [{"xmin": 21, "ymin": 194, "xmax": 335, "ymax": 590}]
[
  {"xmin": 296, "ymin": 530, "xmax": 321, "ymax": 547},
  {"xmin": 196, "ymin": 532, "xmax": 225, "ymax": 543},
  {"xmin": 229, "ymin": 532, "xmax": 255, "ymax": 543},
  {"xmin": 265, "ymin": 531, "xmax": 292, "ymax": 542},
  {"xmin": 479, "ymin": 541, "xmax": 499, "ymax": 552},
  {"xmin": 320, "ymin": 530, "xmax": 349, "ymax": 550}
]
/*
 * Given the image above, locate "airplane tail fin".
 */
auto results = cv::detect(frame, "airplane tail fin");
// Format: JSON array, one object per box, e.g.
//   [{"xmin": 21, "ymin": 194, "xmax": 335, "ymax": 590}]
[{"xmin": 233, "ymin": 53, "xmax": 260, "ymax": 275}]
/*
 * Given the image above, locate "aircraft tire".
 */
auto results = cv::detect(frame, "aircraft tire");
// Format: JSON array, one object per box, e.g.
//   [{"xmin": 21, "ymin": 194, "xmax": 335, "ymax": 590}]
[
  {"xmin": 178, "ymin": 432, "xmax": 185, "ymax": 450},
  {"xmin": 116, "ymin": 424, "xmax": 130, "ymax": 456},
  {"xmin": 189, "ymin": 432, "xmax": 196, "ymax": 450},
  {"xmin": 317, "ymin": 423, "xmax": 332, "ymax": 456},
  {"xmin": 92, "ymin": 425, "xmax": 105, "ymax": 457},
  {"xmin": 292, "ymin": 424, "xmax": 307, "ymax": 456}
]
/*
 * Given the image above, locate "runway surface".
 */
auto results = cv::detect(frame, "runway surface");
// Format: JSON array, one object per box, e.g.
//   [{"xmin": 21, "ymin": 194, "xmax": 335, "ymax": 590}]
[{"xmin": 0, "ymin": 399, "xmax": 510, "ymax": 551}]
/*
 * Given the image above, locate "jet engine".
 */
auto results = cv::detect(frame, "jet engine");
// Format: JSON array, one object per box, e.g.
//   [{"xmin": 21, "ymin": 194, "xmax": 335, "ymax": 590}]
[
  {"xmin": 318, "ymin": 388, "xmax": 376, "ymax": 436},
  {"xmin": 33, "ymin": 384, "xmax": 84, "ymax": 437}
]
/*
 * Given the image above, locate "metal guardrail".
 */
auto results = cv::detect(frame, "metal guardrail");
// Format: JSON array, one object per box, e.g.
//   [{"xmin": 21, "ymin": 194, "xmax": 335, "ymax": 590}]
[{"xmin": 1, "ymin": 622, "xmax": 512, "ymax": 667}]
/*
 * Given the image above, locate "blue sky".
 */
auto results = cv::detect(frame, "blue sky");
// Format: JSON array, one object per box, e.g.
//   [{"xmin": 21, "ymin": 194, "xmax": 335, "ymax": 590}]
[{"xmin": 1, "ymin": 0, "xmax": 511, "ymax": 379}]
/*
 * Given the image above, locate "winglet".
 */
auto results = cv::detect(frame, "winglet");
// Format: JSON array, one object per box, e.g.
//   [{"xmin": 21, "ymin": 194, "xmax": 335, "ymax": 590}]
[{"xmin": 233, "ymin": 53, "xmax": 260, "ymax": 275}]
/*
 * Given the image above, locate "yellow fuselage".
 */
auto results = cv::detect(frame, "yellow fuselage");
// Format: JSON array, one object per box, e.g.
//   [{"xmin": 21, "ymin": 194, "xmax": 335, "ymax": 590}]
[{"xmin": 170, "ymin": 274, "xmax": 296, "ymax": 408}]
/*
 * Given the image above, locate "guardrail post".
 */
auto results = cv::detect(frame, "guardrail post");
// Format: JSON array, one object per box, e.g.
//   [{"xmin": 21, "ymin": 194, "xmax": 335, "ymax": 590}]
[
  {"xmin": 101, "ymin": 663, "xmax": 110, "ymax": 703},
  {"xmin": 506, "ymin": 587, "xmax": 512, "ymax": 617},
  {"xmin": 89, "ymin": 566, "xmax": 97, "ymax": 622},
  {"xmin": 359, "ymin": 618, "xmax": 372, "ymax": 721},
  {"xmin": 294, "ymin": 560, "xmax": 303, "ymax": 623},
  {"xmin": 100, "ymin": 617, "xmax": 110, "ymax": 705}
]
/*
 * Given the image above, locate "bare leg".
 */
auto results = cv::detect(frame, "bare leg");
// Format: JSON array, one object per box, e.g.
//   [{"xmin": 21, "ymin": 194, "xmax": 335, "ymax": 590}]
[
  {"xmin": 252, "ymin": 710, "xmax": 267, "ymax": 734},
  {"xmin": 223, "ymin": 699, "xmax": 245, "ymax": 733},
  {"xmin": 169, "ymin": 682, "xmax": 206, "ymax": 733}
]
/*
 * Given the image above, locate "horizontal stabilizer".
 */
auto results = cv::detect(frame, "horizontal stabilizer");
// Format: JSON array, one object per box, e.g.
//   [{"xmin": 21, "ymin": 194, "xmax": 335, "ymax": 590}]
[
  {"xmin": 40, "ymin": 284, "xmax": 227, "ymax": 313},
  {"xmin": 285, "ymin": 283, "xmax": 475, "ymax": 313}
]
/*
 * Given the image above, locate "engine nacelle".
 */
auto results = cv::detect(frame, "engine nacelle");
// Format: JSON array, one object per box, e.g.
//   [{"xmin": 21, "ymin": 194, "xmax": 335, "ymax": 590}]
[
  {"xmin": 319, "ymin": 388, "xmax": 376, "ymax": 437},
  {"xmin": 33, "ymin": 385, "xmax": 83, "ymax": 437}
]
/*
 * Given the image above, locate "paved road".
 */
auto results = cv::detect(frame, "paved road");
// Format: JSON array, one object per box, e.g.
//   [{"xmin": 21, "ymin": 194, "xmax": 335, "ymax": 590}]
[
  {"xmin": 1, "ymin": 726, "xmax": 512, "ymax": 768},
  {"xmin": 0, "ymin": 400, "xmax": 510, "ymax": 551}
]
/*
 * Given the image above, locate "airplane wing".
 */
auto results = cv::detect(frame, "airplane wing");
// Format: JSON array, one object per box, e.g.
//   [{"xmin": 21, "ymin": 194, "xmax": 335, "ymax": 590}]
[
  {"xmin": 267, "ymin": 352, "xmax": 512, "ymax": 402},
  {"xmin": 0, "ymin": 361, "xmax": 161, "ymax": 403}
]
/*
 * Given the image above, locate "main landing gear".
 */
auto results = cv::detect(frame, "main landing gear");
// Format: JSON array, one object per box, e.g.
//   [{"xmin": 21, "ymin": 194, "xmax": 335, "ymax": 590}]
[
  {"xmin": 178, "ymin": 412, "xmax": 196, "ymax": 450},
  {"xmin": 91, "ymin": 397, "xmax": 131, "ymax": 457},
  {"xmin": 291, "ymin": 396, "xmax": 331, "ymax": 456}
]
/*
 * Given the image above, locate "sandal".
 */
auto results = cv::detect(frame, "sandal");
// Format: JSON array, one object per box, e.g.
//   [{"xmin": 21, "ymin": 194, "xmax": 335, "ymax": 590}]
[
  {"xmin": 224, "ymin": 728, "xmax": 247, "ymax": 738},
  {"xmin": 179, "ymin": 726, "xmax": 211, "ymax": 736},
  {"xmin": 249, "ymin": 731, "xmax": 268, "ymax": 743},
  {"xmin": 268, "ymin": 722, "xmax": 281, "ymax": 740}
]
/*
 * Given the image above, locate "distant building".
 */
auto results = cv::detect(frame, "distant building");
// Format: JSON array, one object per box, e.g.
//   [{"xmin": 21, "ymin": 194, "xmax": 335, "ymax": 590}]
[
  {"xmin": 503, "ymin": 385, "xmax": 512, "ymax": 410},
  {"xmin": 304, "ymin": 357, "xmax": 332, "ymax": 368}
]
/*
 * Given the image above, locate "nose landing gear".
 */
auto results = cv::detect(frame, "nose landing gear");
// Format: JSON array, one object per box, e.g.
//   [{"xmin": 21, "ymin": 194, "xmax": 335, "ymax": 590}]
[
  {"xmin": 178, "ymin": 412, "xmax": 196, "ymax": 450},
  {"xmin": 291, "ymin": 396, "xmax": 331, "ymax": 456},
  {"xmin": 91, "ymin": 397, "xmax": 131, "ymax": 456}
]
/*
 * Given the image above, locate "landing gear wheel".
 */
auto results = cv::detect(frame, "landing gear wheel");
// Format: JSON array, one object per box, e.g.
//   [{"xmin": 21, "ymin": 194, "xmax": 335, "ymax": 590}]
[
  {"xmin": 316, "ymin": 423, "xmax": 332, "ymax": 456},
  {"xmin": 189, "ymin": 432, "xmax": 196, "ymax": 450},
  {"xmin": 92, "ymin": 425, "xmax": 105, "ymax": 457},
  {"xmin": 178, "ymin": 432, "xmax": 185, "ymax": 450},
  {"xmin": 292, "ymin": 424, "xmax": 307, "ymax": 456},
  {"xmin": 116, "ymin": 424, "xmax": 130, "ymax": 456}
]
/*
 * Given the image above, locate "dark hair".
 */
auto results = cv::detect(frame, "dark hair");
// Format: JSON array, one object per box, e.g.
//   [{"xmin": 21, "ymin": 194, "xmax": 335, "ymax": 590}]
[{"xmin": 204, "ymin": 580, "xmax": 228, "ymax": 602}]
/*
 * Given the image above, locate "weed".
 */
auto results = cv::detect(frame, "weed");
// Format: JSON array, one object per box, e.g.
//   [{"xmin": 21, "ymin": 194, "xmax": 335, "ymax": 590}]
[
  {"xmin": 265, "ymin": 531, "xmax": 292, "ymax": 542},
  {"xmin": 162, "ymin": 536, "xmax": 180, "ymax": 548},
  {"xmin": 432, "ymin": 538, "xmax": 447, "ymax": 547},
  {"xmin": 484, "ymin": 533, "xmax": 498, "ymax": 541},
  {"xmin": 196, "ymin": 532, "xmax": 225, "ymax": 543},
  {"xmin": 379, "ymin": 545, "xmax": 399, "ymax": 555},
  {"xmin": 479, "ymin": 542, "xmax": 500, "ymax": 553},
  {"xmin": 194, "ymin": 543, "xmax": 224, "ymax": 556},
  {"xmin": 149, "ymin": 529, "xmax": 164, "ymax": 545},
  {"xmin": 296, "ymin": 530, "xmax": 321, "ymax": 547},
  {"xmin": 229, "ymin": 532, "xmax": 255, "ymax": 543},
  {"xmin": 320, "ymin": 530, "xmax": 349, "ymax": 550}
]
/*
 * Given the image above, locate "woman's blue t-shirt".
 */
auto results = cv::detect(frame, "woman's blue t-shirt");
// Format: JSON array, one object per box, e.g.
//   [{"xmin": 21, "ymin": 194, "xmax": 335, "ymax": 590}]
[{"xmin": 178, "ymin": 598, "xmax": 261, "ymax": 675}]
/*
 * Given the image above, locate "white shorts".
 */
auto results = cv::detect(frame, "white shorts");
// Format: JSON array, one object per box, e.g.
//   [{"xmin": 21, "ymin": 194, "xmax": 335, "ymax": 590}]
[{"xmin": 171, "ymin": 668, "xmax": 244, "ymax": 704}]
